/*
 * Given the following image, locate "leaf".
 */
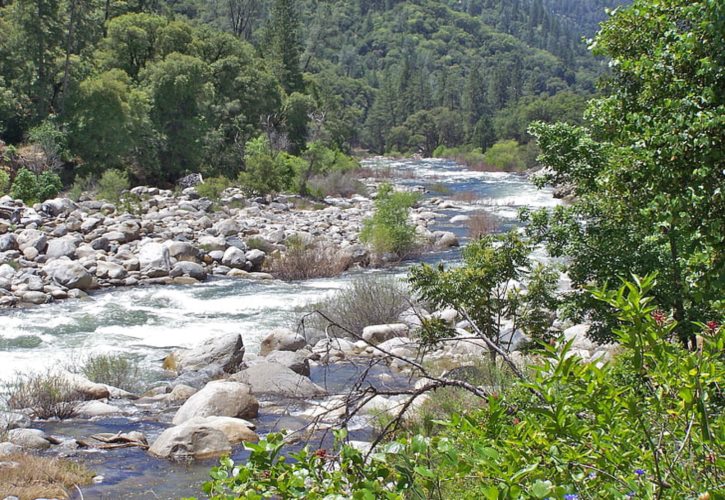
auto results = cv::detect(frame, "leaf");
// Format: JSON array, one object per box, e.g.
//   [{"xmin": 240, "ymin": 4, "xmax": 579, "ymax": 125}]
[{"xmin": 530, "ymin": 480, "xmax": 553, "ymax": 498}]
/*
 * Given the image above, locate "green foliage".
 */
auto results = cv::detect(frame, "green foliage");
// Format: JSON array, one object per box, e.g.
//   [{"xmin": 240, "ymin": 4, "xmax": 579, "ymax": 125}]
[
  {"xmin": 525, "ymin": 0, "xmax": 724, "ymax": 345},
  {"xmin": 360, "ymin": 183, "xmax": 420, "ymax": 259},
  {"xmin": 81, "ymin": 353, "xmax": 142, "ymax": 393},
  {"xmin": 4, "ymin": 370, "xmax": 81, "ymax": 420},
  {"xmin": 481, "ymin": 140, "xmax": 527, "ymax": 171},
  {"xmin": 238, "ymin": 136, "xmax": 298, "ymax": 195},
  {"xmin": 409, "ymin": 231, "xmax": 558, "ymax": 353},
  {"xmin": 196, "ymin": 176, "xmax": 232, "ymax": 200},
  {"xmin": 203, "ymin": 430, "xmax": 411, "ymax": 499},
  {"xmin": 96, "ymin": 169, "xmax": 130, "ymax": 204},
  {"xmin": 0, "ymin": 170, "xmax": 10, "ymax": 195},
  {"xmin": 201, "ymin": 277, "xmax": 724, "ymax": 499},
  {"xmin": 10, "ymin": 168, "xmax": 39, "ymax": 203},
  {"xmin": 36, "ymin": 170, "xmax": 62, "ymax": 201}
]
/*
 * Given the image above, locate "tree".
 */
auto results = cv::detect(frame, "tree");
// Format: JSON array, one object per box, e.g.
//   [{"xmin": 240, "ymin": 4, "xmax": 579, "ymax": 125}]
[
  {"xmin": 525, "ymin": 0, "xmax": 724, "ymax": 347},
  {"xmin": 268, "ymin": 0, "xmax": 304, "ymax": 94}
]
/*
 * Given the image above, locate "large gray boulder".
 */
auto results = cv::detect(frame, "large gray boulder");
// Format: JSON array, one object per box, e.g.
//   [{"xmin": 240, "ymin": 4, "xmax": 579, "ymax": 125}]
[
  {"xmin": 212, "ymin": 219, "xmax": 240, "ymax": 237},
  {"xmin": 138, "ymin": 241, "xmax": 171, "ymax": 276},
  {"xmin": 221, "ymin": 246, "xmax": 246, "ymax": 269},
  {"xmin": 167, "ymin": 333, "xmax": 245, "ymax": 374},
  {"xmin": 230, "ymin": 361, "xmax": 326, "ymax": 398},
  {"xmin": 148, "ymin": 422, "xmax": 230, "ymax": 460},
  {"xmin": 7, "ymin": 428, "xmax": 51, "ymax": 450},
  {"xmin": 259, "ymin": 328, "xmax": 306, "ymax": 356},
  {"xmin": 362, "ymin": 323, "xmax": 409, "ymax": 345},
  {"xmin": 166, "ymin": 241, "xmax": 198, "ymax": 262},
  {"xmin": 17, "ymin": 229, "xmax": 47, "ymax": 253},
  {"xmin": 40, "ymin": 198, "xmax": 76, "ymax": 217},
  {"xmin": 172, "ymin": 380, "xmax": 258, "ymax": 425},
  {"xmin": 169, "ymin": 261, "xmax": 207, "ymax": 281},
  {"xmin": 96, "ymin": 260, "xmax": 128, "ymax": 280},
  {"xmin": 0, "ymin": 233, "xmax": 18, "ymax": 252},
  {"xmin": 47, "ymin": 260, "xmax": 94, "ymax": 290},
  {"xmin": 0, "ymin": 411, "xmax": 30, "ymax": 431},
  {"xmin": 244, "ymin": 249, "xmax": 265, "ymax": 269},
  {"xmin": 45, "ymin": 237, "xmax": 79, "ymax": 259}
]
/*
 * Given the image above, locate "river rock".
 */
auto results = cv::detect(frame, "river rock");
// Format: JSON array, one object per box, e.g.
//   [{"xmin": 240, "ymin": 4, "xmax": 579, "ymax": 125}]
[
  {"xmin": 20, "ymin": 290, "xmax": 50, "ymax": 304},
  {"xmin": 172, "ymin": 380, "xmax": 258, "ymax": 425},
  {"xmin": 96, "ymin": 260, "xmax": 127, "ymax": 280},
  {"xmin": 212, "ymin": 219, "xmax": 240, "ymax": 237},
  {"xmin": 167, "ymin": 333, "xmax": 245, "ymax": 374},
  {"xmin": 45, "ymin": 237, "xmax": 78, "ymax": 259},
  {"xmin": 138, "ymin": 241, "xmax": 171, "ymax": 276},
  {"xmin": 432, "ymin": 231, "xmax": 459, "ymax": 248},
  {"xmin": 166, "ymin": 241, "xmax": 198, "ymax": 262},
  {"xmin": 7, "ymin": 428, "xmax": 51, "ymax": 450},
  {"xmin": 0, "ymin": 234, "xmax": 18, "ymax": 252},
  {"xmin": 47, "ymin": 260, "xmax": 94, "ymax": 290},
  {"xmin": 17, "ymin": 229, "xmax": 47, "ymax": 253},
  {"xmin": 0, "ymin": 412, "xmax": 30, "ymax": 431},
  {"xmin": 362, "ymin": 323, "xmax": 409, "ymax": 345},
  {"xmin": 81, "ymin": 217, "xmax": 102, "ymax": 233},
  {"xmin": 60, "ymin": 371, "xmax": 111, "ymax": 400},
  {"xmin": 0, "ymin": 442, "xmax": 22, "ymax": 457},
  {"xmin": 265, "ymin": 350, "xmax": 310, "ymax": 376},
  {"xmin": 230, "ymin": 361, "xmax": 326, "ymax": 398},
  {"xmin": 148, "ymin": 422, "xmax": 231, "ymax": 460},
  {"xmin": 221, "ymin": 246, "xmax": 246, "ymax": 269},
  {"xmin": 169, "ymin": 261, "xmax": 207, "ymax": 280},
  {"xmin": 244, "ymin": 249, "xmax": 265, "ymax": 269},
  {"xmin": 76, "ymin": 400, "xmax": 122, "ymax": 418},
  {"xmin": 259, "ymin": 328, "xmax": 306, "ymax": 356},
  {"xmin": 185, "ymin": 416, "xmax": 257, "ymax": 443}
]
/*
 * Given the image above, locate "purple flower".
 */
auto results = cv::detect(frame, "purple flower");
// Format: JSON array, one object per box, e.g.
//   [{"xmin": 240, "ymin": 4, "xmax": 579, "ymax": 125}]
[
  {"xmin": 626, "ymin": 492, "xmax": 636, "ymax": 498},
  {"xmin": 634, "ymin": 469, "xmax": 645, "ymax": 477},
  {"xmin": 564, "ymin": 495, "xmax": 579, "ymax": 500}
]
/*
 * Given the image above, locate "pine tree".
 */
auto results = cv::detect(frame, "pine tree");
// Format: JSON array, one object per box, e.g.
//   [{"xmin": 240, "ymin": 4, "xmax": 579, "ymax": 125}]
[{"xmin": 268, "ymin": 0, "xmax": 303, "ymax": 95}]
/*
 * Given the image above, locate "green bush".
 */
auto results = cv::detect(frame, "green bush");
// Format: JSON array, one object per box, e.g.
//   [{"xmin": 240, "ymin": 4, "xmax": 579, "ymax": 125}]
[
  {"xmin": 482, "ymin": 139, "xmax": 527, "ymax": 171},
  {"xmin": 0, "ymin": 169, "xmax": 9, "ymax": 195},
  {"xmin": 36, "ymin": 170, "xmax": 62, "ymax": 200},
  {"xmin": 238, "ymin": 136, "xmax": 298, "ymax": 195},
  {"xmin": 307, "ymin": 170, "xmax": 366, "ymax": 199},
  {"xmin": 81, "ymin": 353, "xmax": 141, "ymax": 393},
  {"xmin": 196, "ymin": 176, "xmax": 232, "ymax": 200},
  {"xmin": 97, "ymin": 169, "xmax": 130, "ymax": 203},
  {"xmin": 10, "ymin": 167, "xmax": 39, "ymax": 203},
  {"xmin": 360, "ymin": 182, "xmax": 420, "ymax": 259}
]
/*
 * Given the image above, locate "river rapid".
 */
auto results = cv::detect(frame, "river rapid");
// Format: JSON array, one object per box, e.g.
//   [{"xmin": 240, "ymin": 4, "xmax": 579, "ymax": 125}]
[{"xmin": 0, "ymin": 157, "xmax": 560, "ymax": 498}]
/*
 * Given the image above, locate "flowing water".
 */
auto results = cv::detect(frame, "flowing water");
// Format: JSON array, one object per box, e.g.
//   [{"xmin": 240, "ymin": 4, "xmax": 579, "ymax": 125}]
[{"xmin": 0, "ymin": 157, "xmax": 560, "ymax": 498}]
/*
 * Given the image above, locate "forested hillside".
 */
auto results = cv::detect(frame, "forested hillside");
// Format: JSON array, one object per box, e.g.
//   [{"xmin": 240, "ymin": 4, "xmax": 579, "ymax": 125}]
[{"xmin": 0, "ymin": 0, "xmax": 622, "ymax": 189}]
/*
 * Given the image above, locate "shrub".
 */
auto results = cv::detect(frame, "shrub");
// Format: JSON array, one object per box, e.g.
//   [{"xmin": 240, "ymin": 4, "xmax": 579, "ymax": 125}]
[
  {"xmin": 196, "ymin": 176, "xmax": 232, "ymax": 200},
  {"xmin": 36, "ymin": 170, "xmax": 62, "ymax": 200},
  {"xmin": 307, "ymin": 275, "xmax": 411, "ymax": 336},
  {"xmin": 466, "ymin": 211, "xmax": 496, "ymax": 238},
  {"xmin": 481, "ymin": 139, "xmax": 527, "ymax": 171},
  {"xmin": 81, "ymin": 353, "xmax": 141, "ymax": 393},
  {"xmin": 97, "ymin": 169, "xmax": 130, "ymax": 203},
  {"xmin": 307, "ymin": 170, "xmax": 367, "ymax": 199},
  {"xmin": 68, "ymin": 174, "xmax": 96, "ymax": 201},
  {"xmin": 268, "ymin": 237, "xmax": 351, "ymax": 280},
  {"xmin": 0, "ymin": 169, "xmax": 9, "ymax": 195},
  {"xmin": 4, "ymin": 370, "xmax": 82, "ymax": 419},
  {"xmin": 360, "ymin": 182, "xmax": 420, "ymax": 259},
  {"xmin": 238, "ymin": 136, "xmax": 298, "ymax": 195},
  {"xmin": 10, "ymin": 167, "xmax": 39, "ymax": 203}
]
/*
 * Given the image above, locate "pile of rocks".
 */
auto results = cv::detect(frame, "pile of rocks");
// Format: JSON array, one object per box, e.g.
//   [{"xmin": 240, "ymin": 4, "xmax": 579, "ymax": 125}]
[{"xmin": 0, "ymin": 184, "xmax": 460, "ymax": 308}]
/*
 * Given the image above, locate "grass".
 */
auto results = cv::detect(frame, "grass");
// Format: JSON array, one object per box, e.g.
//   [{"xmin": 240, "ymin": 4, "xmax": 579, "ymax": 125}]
[{"xmin": 0, "ymin": 453, "xmax": 94, "ymax": 500}]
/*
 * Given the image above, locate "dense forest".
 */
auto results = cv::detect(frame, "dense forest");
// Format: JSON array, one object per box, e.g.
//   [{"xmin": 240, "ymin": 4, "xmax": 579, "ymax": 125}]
[{"xmin": 0, "ymin": 0, "xmax": 622, "ymax": 189}]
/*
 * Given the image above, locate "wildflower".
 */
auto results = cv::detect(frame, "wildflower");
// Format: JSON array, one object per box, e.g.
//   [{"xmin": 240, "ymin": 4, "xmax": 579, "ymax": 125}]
[
  {"xmin": 564, "ymin": 495, "xmax": 579, "ymax": 500},
  {"xmin": 651, "ymin": 310, "xmax": 666, "ymax": 327},
  {"xmin": 634, "ymin": 469, "xmax": 645, "ymax": 477},
  {"xmin": 706, "ymin": 321, "xmax": 718, "ymax": 333},
  {"xmin": 626, "ymin": 492, "xmax": 636, "ymax": 498},
  {"xmin": 314, "ymin": 448, "xmax": 329, "ymax": 459},
  {"xmin": 587, "ymin": 472, "xmax": 597, "ymax": 480}
]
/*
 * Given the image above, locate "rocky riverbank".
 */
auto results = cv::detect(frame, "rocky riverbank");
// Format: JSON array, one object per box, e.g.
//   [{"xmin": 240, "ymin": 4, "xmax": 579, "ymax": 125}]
[{"xmin": 0, "ymin": 181, "xmax": 461, "ymax": 308}]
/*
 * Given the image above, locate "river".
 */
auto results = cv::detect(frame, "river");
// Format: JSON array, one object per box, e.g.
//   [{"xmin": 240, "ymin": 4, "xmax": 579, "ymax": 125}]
[{"xmin": 0, "ymin": 157, "xmax": 560, "ymax": 498}]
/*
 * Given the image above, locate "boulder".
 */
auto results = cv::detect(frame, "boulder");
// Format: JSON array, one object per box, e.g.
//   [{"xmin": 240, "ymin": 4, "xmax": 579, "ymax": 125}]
[
  {"xmin": 45, "ymin": 237, "xmax": 78, "ymax": 259},
  {"xmin": 259, "ymin": 328, "xmax": 306, "ymax": 356},
  {"xmin": 230, "ymin": 361, "xmax": 326, "ymax": 398},
  {"xmin": 47, "ymin": 260, "xmax": 94, "ymax": 290},
  {"xmin": 432, "ymin": 231, "xmax": 459, "ymax": 248},
  {"xmin": 265, "ymin": 350, "xmax": 310, "ymax": 376},
  {"xmin": 40, "ymin": 198, "xmax": 76, "ymax": 217},
  {"xmin": 0, "ymin": 442, "xmax": 22, "ymax": 457},
  {"xmin": 213, "ymin": 219, "xmax": 240, "ymax": 237},
  {"xmin": 244, "ymin": 249, "xmax": 265, "ymax": 269},
  {"xmin": 185, "ymin": 416, "xmax": 257, "ymax": 443},
  {"xmin": 167, "ymin": 333, "xmax": 245, "ymax": 374},
  {"xmin": 172, "ymin": 380, "xmax": 258, "ymax": 425},
  {"xmin": 0, "ymin": 264, "xmax": 15, "ymax": 279},
  {"xmin": 362, "ymin": 323, "xmax": 409, "ymax": 345},
  {"xmin": 7, "ymin": 428, "xmax": 51, "ymax": 450},
  {"xmin": 80, "ymin": 217, "xmax": 102, "ymax": 233},
  {"xmin": 76, "ymin": 400, "xmax": 122, "ymax": 418},
  {"xmin": 169, "ymin": 261, "xmax": 207, "ymax": 280},
  {"xmin": 166, "ymin": 241, "xmax": 198, "ymax": 262},
  {"xmin": 96, "ymin": 260, "xmax": 127, "ymax": 280},
  {"xmin": 17, "ymin": 229, "xmax": 47, "ymax": 253},
  {"xmin": 19, "ymin": 291, "xmax": 49, "ymax": 304},
  {"xmin": 138, "ymin": 241, "xmax": 171, "ymax": 275},
  {"xmin": 148, "ymin": 422, "xmax": 231, "ymax": 460},
  {"xmin": 114, "ymin": 220, "xmax": 141, "ymax": 242},
  {"xmin": 60, "ymin": 371, "xmax": 111, "ymax": 400},
  {"xmin": 0, "ymin": 412, "xmax": 30, "ymax": 431},
  {"xmin": 0, "ymin": 234, "xmax": 18, "ymax": 252},
  {"xmin": 221, "ymin": 246, "xmax": 246, "ymax": 269},
  {"xmin": 563, "ymin": 324, "xmax": 596, "ymax": 352}
]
